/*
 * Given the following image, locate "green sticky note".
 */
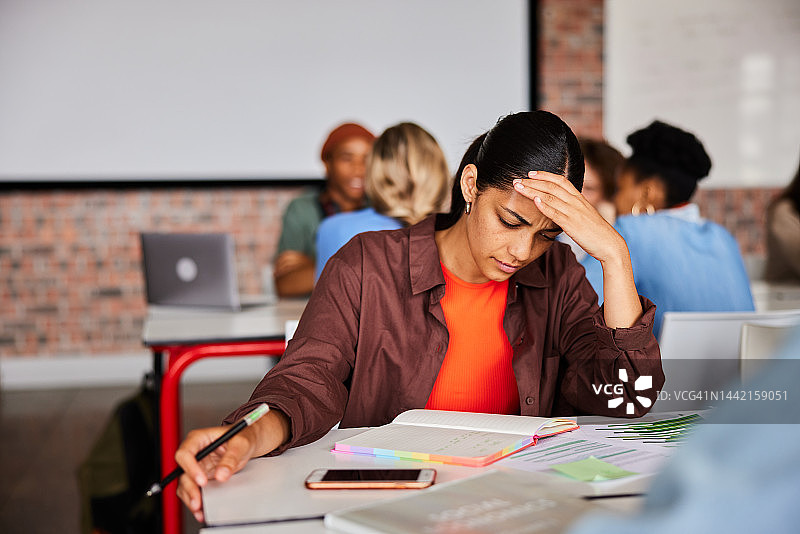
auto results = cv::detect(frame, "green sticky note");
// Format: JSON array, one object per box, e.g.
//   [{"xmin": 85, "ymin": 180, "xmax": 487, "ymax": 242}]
[{"xmin": 550, "ymin": 456, "xmax": 637, "ymax": 482}]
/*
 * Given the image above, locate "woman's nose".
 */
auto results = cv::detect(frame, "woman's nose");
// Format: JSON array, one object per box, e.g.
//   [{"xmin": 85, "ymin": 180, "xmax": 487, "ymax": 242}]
[{"xmin": 507, "ymin": 232, "xmax": 536, "ymax": 262}]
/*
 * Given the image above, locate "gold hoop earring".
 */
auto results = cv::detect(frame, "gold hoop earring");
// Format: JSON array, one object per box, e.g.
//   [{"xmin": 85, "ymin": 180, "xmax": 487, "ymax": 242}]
[
  {"xmin": 464, "ymin": 202, "xmax": 472, "ymax": 214},
  {"xmin": 631, "ymin": 202, "xmax": 655, "ymax": 216}
]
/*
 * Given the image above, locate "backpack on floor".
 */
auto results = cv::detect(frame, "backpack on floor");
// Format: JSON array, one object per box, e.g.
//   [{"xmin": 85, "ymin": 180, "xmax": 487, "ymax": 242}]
[{"xmin": 77, "ymin": 374, "xmax": 158, "ymax": 534}]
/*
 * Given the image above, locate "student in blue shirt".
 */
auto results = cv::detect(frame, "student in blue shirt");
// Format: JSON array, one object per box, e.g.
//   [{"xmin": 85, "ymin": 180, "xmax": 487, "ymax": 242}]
[
  {"xmin": 315, "ymin": 122, "xmax": 450, "ymax": 278},
  {"xmin": 584, "ymin": 121, "xmax": 754, "ymax": 336}
]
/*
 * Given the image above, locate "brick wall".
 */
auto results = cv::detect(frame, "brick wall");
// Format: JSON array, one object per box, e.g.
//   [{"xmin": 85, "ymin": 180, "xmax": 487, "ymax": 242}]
[
  {"xmin": 539, "ymin": 0, "xmax": 604, "ymax": 138},
  {"xmin": 537, "ymin": 0, "xmax": 777, "ymax": 254},
  {"xmin": 0, "ymin": 0, "xmax": 779, "ymax": 361},
  {"xmin": 0, "ymin": 187, "xmax": 305, "ymax": 357}
]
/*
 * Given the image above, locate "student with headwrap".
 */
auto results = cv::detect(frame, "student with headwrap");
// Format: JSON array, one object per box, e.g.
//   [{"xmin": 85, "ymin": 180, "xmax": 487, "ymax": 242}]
[
  {"xmin": 274, "ymin": 122, "xmax": 375, "ymax": 297},
  {"xmin": 583, "ymin": 120, "xmax": 754, "ymax": 336}
]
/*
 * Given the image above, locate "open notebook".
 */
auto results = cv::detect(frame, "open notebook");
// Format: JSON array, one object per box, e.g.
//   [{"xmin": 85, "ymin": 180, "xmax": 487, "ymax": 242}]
[{"xmin": 333, "ymin": 409, "xmax": 578, "ymax": 467}]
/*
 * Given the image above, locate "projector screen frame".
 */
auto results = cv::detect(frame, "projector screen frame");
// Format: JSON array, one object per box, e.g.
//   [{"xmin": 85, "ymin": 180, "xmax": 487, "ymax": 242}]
[{"xmin": 0, "ymin": 1, "xmax": 540, "ymax": 190}]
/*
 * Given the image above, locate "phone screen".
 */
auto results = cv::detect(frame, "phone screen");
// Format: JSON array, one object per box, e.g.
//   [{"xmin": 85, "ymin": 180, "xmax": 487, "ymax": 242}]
[
  {"xmin": 305, "ymin": 468, "xmax": 436, "ymax": 489},
  {"xmin": 320, "ymin": 469, "xmax": 422, "ymax": 481}
]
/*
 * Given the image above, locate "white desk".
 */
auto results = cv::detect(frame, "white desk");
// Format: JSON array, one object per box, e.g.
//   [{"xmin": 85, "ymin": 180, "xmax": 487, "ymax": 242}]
[
  {"xmin": 200, "ymin": 425, "xmax": 650, "ymax": 533},
  {"xmin": 143, "ymin": 298, "xmax": 308, "ymax": 346},
  {"xmin": 750, "ymin": 280, "xmax": 800, "ymax": 312},
  {"xmin": 142, "ymin": 298, "xmax": 308, "ymax": 534}
]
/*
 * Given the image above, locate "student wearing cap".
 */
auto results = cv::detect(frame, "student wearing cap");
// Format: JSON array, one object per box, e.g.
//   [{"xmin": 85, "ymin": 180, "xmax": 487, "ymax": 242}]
[{"xmin": 274, "ymin": 122, "xmax": 375, "ymax": 297}]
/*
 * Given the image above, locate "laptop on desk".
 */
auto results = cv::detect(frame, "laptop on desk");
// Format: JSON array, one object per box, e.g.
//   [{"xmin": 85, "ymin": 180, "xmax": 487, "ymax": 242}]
[{"xmin": 140, "ymin": 232, "xmax": 249, "ymax": 311}]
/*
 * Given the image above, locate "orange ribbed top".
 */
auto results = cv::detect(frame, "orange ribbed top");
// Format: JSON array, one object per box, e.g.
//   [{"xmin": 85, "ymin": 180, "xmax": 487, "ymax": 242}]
[{"xmin": 425, "ymin": 263, "xmax": 520, "ymax": 414}]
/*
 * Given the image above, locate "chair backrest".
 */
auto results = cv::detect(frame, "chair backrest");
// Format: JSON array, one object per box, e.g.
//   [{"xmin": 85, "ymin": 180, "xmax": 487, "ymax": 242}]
[
  {"xmin": 739, "ymin": 323, "xmax": 800, "ymax": 383},
  {"xmin": 653, "ymin": 309, "xmax": 800, "ymax": 412}
]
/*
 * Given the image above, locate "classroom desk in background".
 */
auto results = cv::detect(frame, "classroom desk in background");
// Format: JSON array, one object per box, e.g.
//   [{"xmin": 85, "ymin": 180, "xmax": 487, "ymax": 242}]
[
  {"xmin": 750, "ymin": 280, "xmax": 800, "ymax": 312},
  {"xmin": 198, "ymin": 418, "xmax": 660, "ymax": 534},
  {"xmin": 142, "ymin": 298, "xmax": 308, "ymax": 534}
]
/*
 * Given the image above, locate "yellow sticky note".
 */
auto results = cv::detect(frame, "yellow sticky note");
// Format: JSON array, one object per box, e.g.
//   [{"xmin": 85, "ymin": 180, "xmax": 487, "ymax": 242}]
[{"xmin": 550, "ymin": 456, "xmax": 637, "ymax": 482}]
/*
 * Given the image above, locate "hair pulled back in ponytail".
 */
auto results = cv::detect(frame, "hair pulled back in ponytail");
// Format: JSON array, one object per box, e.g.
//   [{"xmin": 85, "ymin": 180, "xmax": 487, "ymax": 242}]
[{"xmin": 439, "ymin": 110, "xmax": 584, "ymax": 229}]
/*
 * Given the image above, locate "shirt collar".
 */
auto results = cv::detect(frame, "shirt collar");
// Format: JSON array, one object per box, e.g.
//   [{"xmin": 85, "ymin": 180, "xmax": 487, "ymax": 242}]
[
  {"xmin": 409, "ymin": 216, "xmax": 445, "ymax": 295},
  {"xmin": 408, "ymin": 215, "xmax": 551, "ymax": 295},
  {"xmin": 662, "ymin": 202, "xmax": 702, "ymax": 223},
  {"xmin": 512, "ymin": 258, "xmax": 549, "ymax": 288}
]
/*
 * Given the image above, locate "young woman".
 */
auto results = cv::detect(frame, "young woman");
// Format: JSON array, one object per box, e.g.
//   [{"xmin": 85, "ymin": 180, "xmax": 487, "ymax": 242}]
[
  {"xmin": 764, "ymin": 155, "xmax": 800, "ymax": 282},
  {"xmin": 584, "ymin": 120, "xmax": 754, "ymax": 335},
  {"xmin": 314, "ymin": 122, "xmax": 450, "ymax": 278},
  {"xmin": 175, "ymin": 111, "xmax": 664, "ymax": 522},
  {"xmin": 578, "ymin": 137, "xmax": 624, "ymax": 223}
]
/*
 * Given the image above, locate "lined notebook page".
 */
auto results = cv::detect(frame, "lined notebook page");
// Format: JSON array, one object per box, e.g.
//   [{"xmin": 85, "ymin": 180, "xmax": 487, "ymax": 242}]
[
  {"xmin": 392, "ymin": 409, "xmax": 561, "ymax": 436},
  {"xmin": 336, "ymin": 423, "xmax": 529, "ymax": 458}
]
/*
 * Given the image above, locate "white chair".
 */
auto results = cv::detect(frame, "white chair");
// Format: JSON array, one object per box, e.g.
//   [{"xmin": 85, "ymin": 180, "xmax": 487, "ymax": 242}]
[
  {"xmin": 284, "ymin": 319, "xmax": 300, "ymax": 343},
  {"xmin": 739, "ymin": 323, "xmax": 800, "ymax": 383},
  {"xmin": 654, "ymin": 309, "xmax": 800, "ymax": 412}
]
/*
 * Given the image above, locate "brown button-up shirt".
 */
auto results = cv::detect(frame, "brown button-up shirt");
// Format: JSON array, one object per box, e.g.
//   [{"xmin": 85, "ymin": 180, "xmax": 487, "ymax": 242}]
[{"xmin": 227, "ymin": 215, "xmax": 664, "ymax": 454}]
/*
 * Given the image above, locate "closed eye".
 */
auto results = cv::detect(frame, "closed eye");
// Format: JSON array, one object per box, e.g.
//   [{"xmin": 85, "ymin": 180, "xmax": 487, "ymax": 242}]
[
  {"xmin": 539, "ymin": 232, "xmax": 559, "ymax": 242},
  {"xmin": 499, "ymin": 217, "xmax": 522, "ymax": 229},
  {"xmin": 539, "ymin": 226, "xmax": 562, "ymax": 242}
]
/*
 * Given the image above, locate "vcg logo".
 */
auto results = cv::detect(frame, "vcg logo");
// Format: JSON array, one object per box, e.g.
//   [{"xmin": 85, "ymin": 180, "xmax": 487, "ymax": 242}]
[{"xmin": 592, "ymin": 369, "xmax": 653, "ymax": 415}]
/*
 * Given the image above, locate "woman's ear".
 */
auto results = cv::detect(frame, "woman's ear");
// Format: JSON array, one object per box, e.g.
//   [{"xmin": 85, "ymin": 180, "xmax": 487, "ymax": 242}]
[
  {"xmin": 641, "ymin": 178, "xmax": 668, "ymax": 210},
  {"xmin": 460, "ymin": 164, "xmax": 478, "ymax": 204}
]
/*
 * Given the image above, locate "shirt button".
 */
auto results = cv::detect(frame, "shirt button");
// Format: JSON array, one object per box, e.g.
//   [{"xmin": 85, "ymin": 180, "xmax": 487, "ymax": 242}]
[{"xmin": 525, "ymin": 396, "xmax": 535, "ymax": 405}]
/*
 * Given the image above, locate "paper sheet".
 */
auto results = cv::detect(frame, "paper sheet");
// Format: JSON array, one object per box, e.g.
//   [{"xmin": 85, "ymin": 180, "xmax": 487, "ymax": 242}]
[
  {"xmin": 496, "ymin": 425, "xmax": 672, "ymax": 476},
  {"xmin": 550, "ymin": 456, "xmax": 638, "ymax": 482}
]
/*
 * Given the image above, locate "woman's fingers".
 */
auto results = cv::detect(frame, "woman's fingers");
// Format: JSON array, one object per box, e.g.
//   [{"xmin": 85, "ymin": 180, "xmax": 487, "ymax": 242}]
[
  {"xmin": 177, "ymin": 473, "xmax": 205, "ymax": 523},
  {"xmin": 173, "ymin": 419, "xmax": 273, "ymax": 525},
  {"xmin": 176, "ymin": 428, "xmax": 224, "ymax": 486},
  {"xmin": 211, "ymin": 433, "xmax": 255, "ymax": 481},
  {"xmin": 174, "ymin": 426, "xmax": 241, "ymax": 523},
  {"xmin": 514, "ymin": 172, "xmax": 582, "ymax": 204},
  {"xmin": 513, "ymin": 176, "xmax": 585, "ymax": 225},
  {"xmin": 514, "ymin": 171, "xmax": 624, "ymax": 262},
  {"xmin": 531, "ymin": 195, "xmax": 567, "ymax": 226}
]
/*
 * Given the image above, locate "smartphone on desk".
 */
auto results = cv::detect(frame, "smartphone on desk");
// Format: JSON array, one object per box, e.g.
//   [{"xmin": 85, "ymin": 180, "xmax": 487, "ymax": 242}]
[{"xmin": 304, "ymin": 468, "xmax": 436, "ymax": 489}]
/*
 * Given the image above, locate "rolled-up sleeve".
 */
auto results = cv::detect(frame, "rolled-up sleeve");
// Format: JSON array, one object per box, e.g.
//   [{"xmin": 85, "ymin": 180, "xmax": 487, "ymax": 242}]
[{"xmin": 552, "ymin": 256, "xmax": 664, "ymax": 418}]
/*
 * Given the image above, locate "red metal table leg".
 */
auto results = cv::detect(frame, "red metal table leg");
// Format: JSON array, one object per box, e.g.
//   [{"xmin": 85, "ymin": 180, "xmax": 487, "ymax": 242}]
[{"xmin": 156, "ymin": 340, "xmax": 286, "ymax": 534}]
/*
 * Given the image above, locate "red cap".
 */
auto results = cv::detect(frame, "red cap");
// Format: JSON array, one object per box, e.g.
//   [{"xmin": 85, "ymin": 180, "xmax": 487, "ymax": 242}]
[{"xmin": 320, "ymin": 123, "xmax": 375, "ymax": 161}]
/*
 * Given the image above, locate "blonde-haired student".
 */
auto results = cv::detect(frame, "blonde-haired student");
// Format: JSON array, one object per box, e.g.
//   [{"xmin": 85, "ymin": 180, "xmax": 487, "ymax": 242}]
[{"xmin": 315, "ymin": 122, "xmax": 451, "ymax": 278}]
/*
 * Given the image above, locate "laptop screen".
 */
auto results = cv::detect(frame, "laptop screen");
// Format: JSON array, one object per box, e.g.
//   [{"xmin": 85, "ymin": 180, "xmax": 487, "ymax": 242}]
[{"xmin": 140, "ymin": 232, "xmax": 241, "ymax": 310}]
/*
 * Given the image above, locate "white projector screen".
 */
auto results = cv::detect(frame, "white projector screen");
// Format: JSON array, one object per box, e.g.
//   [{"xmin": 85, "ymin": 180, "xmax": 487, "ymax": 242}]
[
  {"xmin": 604, "ymin": 0, "xmax": 800, "ymax": 189},
  {"xmin": 0, "ymin": 1, "xmax": 530, "ymax": 183}
]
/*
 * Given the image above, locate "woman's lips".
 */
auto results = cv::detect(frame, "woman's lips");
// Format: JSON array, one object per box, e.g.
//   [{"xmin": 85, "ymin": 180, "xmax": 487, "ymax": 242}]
[{"xmin": 495, "ymin": 258, "xmax": 520, "ymax": 274}]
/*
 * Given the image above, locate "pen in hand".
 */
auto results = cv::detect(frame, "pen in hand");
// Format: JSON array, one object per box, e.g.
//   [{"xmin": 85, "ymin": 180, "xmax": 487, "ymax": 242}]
[{"xmin": 146, "ymin": 403, "xmax": 270, "ymax": 497}]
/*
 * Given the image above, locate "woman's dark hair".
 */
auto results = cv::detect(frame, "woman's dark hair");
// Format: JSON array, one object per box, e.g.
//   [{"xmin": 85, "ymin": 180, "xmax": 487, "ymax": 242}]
[
  {"xmin": 439, "ymin": 111, "xmax": 584, "ymax": 229},
  {"xmin": 777, "ymin": 154, "xmax": 800, "ymax": 214},
  {"xmin": 579, "ymin": 138, "xmax": 624, "ymax": 200},
  {"xmin": 623, "ymin": 120, "xmax": 712, "ymax": 207}
]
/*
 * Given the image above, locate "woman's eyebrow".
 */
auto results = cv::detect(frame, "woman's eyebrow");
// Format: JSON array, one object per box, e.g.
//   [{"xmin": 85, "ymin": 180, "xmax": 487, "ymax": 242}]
[
  {"xmin": 542, "ymin": 225, "xmax": 563, "ymax": 234},
  {"xmin": 500, "ymin": 207, "xmax": 531, "ymax": 226}
]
